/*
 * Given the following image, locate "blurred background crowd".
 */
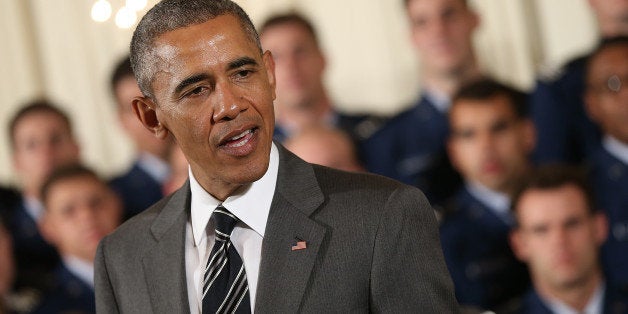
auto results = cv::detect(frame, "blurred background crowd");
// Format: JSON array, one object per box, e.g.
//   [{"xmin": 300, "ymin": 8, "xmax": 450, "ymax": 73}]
[{"xmin": 0, "ymin": 0, "xmax": 627, "ymax": 313}]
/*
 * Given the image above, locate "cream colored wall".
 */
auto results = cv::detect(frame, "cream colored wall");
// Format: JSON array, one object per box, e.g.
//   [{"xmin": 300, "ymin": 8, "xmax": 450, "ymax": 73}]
[{"xmin": 0, "ymin": 0, "xmax": 599, "ymax": 185}]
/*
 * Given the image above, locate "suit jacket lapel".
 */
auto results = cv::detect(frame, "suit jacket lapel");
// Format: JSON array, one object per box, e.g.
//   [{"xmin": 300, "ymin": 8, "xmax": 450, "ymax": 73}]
[
  {"xmin": 141, "ymin": 182, "xmax": 191, "ymax": 314},
  {"xmin": 255, "ymin": 145, "xmax": 327, "ymax": 312}
]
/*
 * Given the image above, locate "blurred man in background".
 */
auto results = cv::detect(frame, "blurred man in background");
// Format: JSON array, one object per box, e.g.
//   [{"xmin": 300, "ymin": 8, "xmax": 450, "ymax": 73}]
[
  {"xmin": 284, "ymin": 125, "xmax": 364, "ymax": 172},
  {"xmin": 584, "ymin": 36, "xmax": 628, "ymax": 292},
  {"xmin": 109, "ymin": 57, "xmax": 172, "ymax": 219},
  {"xmin": 509, "ymin": 166, "xmax": 628, "ymax": 314},
  {"xmin": 259, "ymin": 13, "xmax": 384, "ymax": 149},
  {"xmin": 4, "ymin": 100, "xmax": 80, "ymax": 299},
  {"xmin": 529, "ymin": 0, "xmax": 628, "ymax": 165},
  {"xmin": 34, "ymin": 164, "xmax": 121, "ymax": 313},
  {"xmin": 361, "ymin": 0, "xmax": 482, "ymax": 206},
  {"xmin": 441, "ymin": 79, "xmax": 532, "ymax": 310}
]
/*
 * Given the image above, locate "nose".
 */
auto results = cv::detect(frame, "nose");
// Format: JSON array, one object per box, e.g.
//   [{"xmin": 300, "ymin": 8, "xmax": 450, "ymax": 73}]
[{"xmin": 212, "ymin": 82, "xmax": 248, "ymax": 122}]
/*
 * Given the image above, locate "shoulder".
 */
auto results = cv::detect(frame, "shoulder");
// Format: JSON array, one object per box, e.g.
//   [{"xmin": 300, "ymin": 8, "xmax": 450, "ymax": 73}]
[
  {"xmin": 100, "ymin": 192, "xmax": 177, "ymax": 254},
  {"xmin": 32, "ymin": 266, "xmax": 94, "ymax": 314}
]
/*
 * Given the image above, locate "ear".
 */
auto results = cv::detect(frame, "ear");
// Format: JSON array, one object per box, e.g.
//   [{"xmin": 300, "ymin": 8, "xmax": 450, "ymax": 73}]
[
  {"xmin": 509, "ymin": 228, "xmax": 528, "ymax": 262},
  {"xmin": 593, "ymin": 212, "xmax": 609, "ymax": 245},
  {"xmin": 584, "ymin": 90, "xmax": 602, "ymax": 124},
  {"xmin": 447, "ymin": 137, "xmax": 461, "ymax": 173},
  {"xmin": 38, "ymin": 215, "xmax": 58, "ymax": 247},
  {"xmin": 263, "ymin": 51, "xmax": 277, "ymax": 100},
  {"xmin": 521, "ymin": 119, "xmax": 537, "ymax": 154},
  {"xmin": 132, "ymin": 96, "xmax": 169, "ymax": 140}
]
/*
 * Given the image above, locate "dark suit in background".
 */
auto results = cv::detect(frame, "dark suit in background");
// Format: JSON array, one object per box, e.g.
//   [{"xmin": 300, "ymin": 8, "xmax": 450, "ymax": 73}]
[
  {"xmin": 32, "ymin": 264, "xmax": 95, "ymax": 314},
  {"xmin": 110, "ymin": 161, "xmax": 165, "ymax": 220}
]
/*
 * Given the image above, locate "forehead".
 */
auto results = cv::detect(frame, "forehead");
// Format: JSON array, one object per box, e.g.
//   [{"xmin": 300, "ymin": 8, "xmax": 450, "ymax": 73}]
[
  {"xmin": 407, "ymin": 0, "xmax": 467, "ymax": 15},
  {"xmin": 517, "ymin": 185, "xmax": 588, "ymax": 224},
  {"xmin": 46, "ymin": 176, "xmax": 106, "ymax": 202},
  {"xmin": 261, "ymin": 22, "xmax": 315, "ymax": 43},
  {"xmin": 589, "ymin": 45, "xmax": 628, "ymax": 77},
  {"xmin": 151, "ymin": 15, "xmax": 259, "ymax": 80},
  {"xmin": 14, "ymin": 111, "xmax": 68, "ymax": 134},
  {"xmin": 450, "ymin": 96, "xmax": 516, "ymax": 125}
]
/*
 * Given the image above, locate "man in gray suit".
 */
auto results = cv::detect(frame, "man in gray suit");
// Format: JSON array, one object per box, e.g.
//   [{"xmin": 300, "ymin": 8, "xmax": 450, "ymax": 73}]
[{"xmin": 94, "ymin": 0, "xmax": 459, "ymax": 312}]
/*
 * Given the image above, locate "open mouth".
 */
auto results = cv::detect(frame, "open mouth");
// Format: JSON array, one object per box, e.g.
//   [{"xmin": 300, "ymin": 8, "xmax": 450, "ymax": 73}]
[{"xmin": 222, "ymin": 127, "xmax": 257, "ymax": 148}]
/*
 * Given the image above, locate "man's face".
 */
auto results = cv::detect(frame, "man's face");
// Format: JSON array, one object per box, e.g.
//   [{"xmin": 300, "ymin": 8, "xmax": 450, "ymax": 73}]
[
  {"xmin": 448, "ymin": 96, "xmax": 534, "ymax": 192},
  {"xmin": 41, "ymin": 175, "xmax": 121, "ymax": 262},
  {"xmin": 511, "ymin": 185, "xmax": 606, "ymax": 291},
  {"xmin": 588, "ymin": 0, "xmax": 628, "ymax": 25},
  {"xmin": 12, "ymin": 112, "xmax": 80, "ymax": 196},
  {"xmin": 260, "ymin": 22, "xmax": 325, "ymax": 110},
  {"xmin": 135, "ymin": 14, "xmax": 276, "ymax": 200},
  {"xmin": 585, "ymin": 45, "xmax": 628, "ymax": 143},
  {"xmin": 406, "ymin": 0, "xmax": 478, "ymax": 74},
  {"xmin": 115, "ymin": 76, "xmax": 170, "ymax": 158}
]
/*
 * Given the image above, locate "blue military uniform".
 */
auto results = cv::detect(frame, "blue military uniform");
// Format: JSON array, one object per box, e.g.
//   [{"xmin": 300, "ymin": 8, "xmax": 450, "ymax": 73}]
[
  {"xmin": 32, "ymin": 264, "xmax": 95, "ymax": 314},
  {"xmin": 110, "ymin": 159, "xmax": 166, "ymax": 221},
  {"xmin": 2, "ymin": 197, "xmax": 60, "ymax": 292},
  {"xmin": 510, "ymin": 285, "xmax": 628, "ymax": 314},
  {"xmin": 590, "ymin": 139, "xmax": 628, "ymax": 291},
  {"xmin": 273, "ymin": 110, "xmax": 387, "ymax": 147},
  {"xmin": 439, "ymin": 186, "xmax": 529, "ymax": 309},
  {"xmin": 530, "ymin": 54, "xmax": 601, "ymax": 164},
  {"xmin": 360, "ymin": 94, "xmax": 460, "ymax": 206}
]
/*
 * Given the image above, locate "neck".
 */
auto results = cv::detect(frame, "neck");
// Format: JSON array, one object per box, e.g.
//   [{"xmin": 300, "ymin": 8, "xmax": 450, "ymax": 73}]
[
  {"xmin": 276, "ymin": 92, "xmax": 333, "ymax": 133},
  {"xmin": 597, "ymin": 18, "xmax": 628, "ymax": 38},
  {"xmin": 422, "ymin": 61, "xmax": 480, "ymax": 97},
  {"xmin": 535, "ymin": 270, "xmax": 603, "ymax": 312}
]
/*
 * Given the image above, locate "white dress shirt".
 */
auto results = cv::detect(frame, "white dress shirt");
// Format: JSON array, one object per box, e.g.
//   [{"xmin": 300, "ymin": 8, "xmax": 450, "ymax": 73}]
[
  {"xmin": 543, "ymin": 282, "xmax": 605, "ymax": 314},
  {"xmin": 185, "ymin": 143, "xmax": 279, "ymax": 314},
  {"xmin": 604, "ymin": 135, "xmax": 628, "ymax": 165},
  {"xmin": 466, "ymin": 181, "xmax": 513, "ymax": 225},
  {"xmin": 63, "ymin": 255, "xmax": 95, "ymax": 288},
  {"xmin": 136, "ymin": 152, "xmax": 171, "ymax": 184}
]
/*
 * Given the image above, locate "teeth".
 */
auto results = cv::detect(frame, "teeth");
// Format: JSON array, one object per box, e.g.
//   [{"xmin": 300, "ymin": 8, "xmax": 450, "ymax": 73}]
[{"xmin": 229, "ymin": 129, "xmax": 251, "ymax": 141}]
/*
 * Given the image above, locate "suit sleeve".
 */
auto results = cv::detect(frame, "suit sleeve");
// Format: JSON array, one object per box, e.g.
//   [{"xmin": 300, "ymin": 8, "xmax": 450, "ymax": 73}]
[
  {"xmin": 369, "ymin": 185, "xmax": 460, "ymax": 313},
  {"xmin": 95, "ymin": 236, "xmax": 121, "ymax": 314}
]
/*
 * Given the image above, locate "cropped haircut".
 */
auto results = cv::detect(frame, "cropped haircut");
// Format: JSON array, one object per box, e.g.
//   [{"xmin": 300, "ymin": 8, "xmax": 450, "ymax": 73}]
[
  {"xmin": 452, "ymin": 78, "xmax": 528, "ymax": 118},
  {"xmin": 130, "ymin": 0, "xmax": 261, "ymax": 99},
  {"xmin": 403, "ymin": 0, "xmax": 468, "ymax": 9},
  {"xmin": 8, "ymin": 100, "xmax": 73, "ymax": 149},
  {"xmin": 585, "ymin": 36, "xmax": 628, "ymax": 84},
  {"xmin": 260, "ymin": 12, "xmax": 319, "ymax": 47},
  {"xmin": 110, "ymin": 56, "xmax": 135, "ymax": 96},
  {"xmin": 511, "ymin": 165, "xmax": 597, "ymax": 225},
  {"xmin": 40, "ymin": 163, "xmax": 103, "ymax": 207}
]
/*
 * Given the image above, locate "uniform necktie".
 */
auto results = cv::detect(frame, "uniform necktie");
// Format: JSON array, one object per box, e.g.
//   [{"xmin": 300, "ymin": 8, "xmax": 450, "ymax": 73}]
[{"xmin": 202, "ymin": 206, "xmax": 251, "ymax": 314}]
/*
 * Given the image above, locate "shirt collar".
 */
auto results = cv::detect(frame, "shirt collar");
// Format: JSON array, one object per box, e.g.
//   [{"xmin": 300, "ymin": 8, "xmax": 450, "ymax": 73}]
[
  {"xmin": 466, "ymin": 181, "xmax": 512, "ymax": 222},
  {"xmin": 190, "ymin": 143, "xmax": 279, "ymax": 247},
  {"xmin": 603, "ymin": 135, "xmax": 628, "ymax": 165},
  {"xmin": 543, "ymin": 282, "xmax": 605, "ymax": 314},
  {"xmin": 23, "ymin": 196, "xmax": 44, "ymax": 222},
  {"xmin": 137, "ymin": 152, "xmax": 170, "ymax": 184},
  {"xmin": 422, "ymin": 88, "xmax": 451, "ymax": 113},
  {"xmin": 63, "ymin": 255, "xmax": 95, "ymax": 288}
]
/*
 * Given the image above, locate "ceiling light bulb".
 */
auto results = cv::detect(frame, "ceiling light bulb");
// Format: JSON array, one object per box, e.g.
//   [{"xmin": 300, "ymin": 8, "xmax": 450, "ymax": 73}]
[
  {"xmin": 115, "ymin": 6, "xmax": 137, "ymax": 29},
  {"xmin": 91, "ymin": 0, "xmax": 112, "ymax": 22}
]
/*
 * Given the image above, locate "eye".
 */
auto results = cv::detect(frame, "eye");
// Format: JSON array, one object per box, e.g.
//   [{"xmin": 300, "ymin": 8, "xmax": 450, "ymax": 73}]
[
  {"xmin": 185, "ymin": 86, "xmax": 208, "ymax": 98},
  {"xmin": 235, "ymin": 69, "xmax": 252, "ymax": 79}
]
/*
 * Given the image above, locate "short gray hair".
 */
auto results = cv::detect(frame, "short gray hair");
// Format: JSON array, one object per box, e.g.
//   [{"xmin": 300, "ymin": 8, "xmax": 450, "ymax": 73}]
[{"xmin": 130, "ymin": 0, "xmax": 261, "ymax": 98}]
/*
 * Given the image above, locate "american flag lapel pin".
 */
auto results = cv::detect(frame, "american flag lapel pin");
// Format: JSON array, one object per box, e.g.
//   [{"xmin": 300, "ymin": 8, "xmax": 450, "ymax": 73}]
[{"xmin": 291, "ymin": 238, "xmax": 307, "ymax": 251}]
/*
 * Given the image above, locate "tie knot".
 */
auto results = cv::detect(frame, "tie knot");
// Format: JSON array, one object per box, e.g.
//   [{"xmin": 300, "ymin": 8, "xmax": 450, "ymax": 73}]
[{"xmin": 213, "ymin": 206, "xmax": 239, "ymax": 240}]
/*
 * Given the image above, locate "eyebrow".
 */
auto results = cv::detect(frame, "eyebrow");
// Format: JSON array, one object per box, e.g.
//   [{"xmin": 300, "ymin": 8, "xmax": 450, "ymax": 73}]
[
  {"xmin": 174, "ymin": 74, "xmax": 211, "ymax": 95},
  {"xmin": 227, "ymin": 56, "xmax": 258, "ymax": 70}
]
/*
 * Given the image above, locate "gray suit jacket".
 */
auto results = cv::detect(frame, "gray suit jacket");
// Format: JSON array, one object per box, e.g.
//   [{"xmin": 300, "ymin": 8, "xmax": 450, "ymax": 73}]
[{"xmin": 95, "ymin": 146, "xmax": 459, "ymax": 313}]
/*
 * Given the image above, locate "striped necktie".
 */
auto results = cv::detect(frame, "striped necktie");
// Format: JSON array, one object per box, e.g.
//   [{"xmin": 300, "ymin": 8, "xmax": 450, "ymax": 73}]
[{"xmin": 202, "ymin": 206, "xmax": 251, "ymax": 314}]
